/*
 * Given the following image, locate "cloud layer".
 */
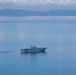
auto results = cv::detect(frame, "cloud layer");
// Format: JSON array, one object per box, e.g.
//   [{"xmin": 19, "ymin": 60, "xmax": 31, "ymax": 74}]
[{"xmin": 0, "ymin": 0, "xmax": 76, "ymax": 4}]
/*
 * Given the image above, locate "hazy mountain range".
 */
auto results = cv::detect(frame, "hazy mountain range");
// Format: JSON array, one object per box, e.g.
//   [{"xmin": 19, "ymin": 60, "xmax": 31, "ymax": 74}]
[
  {"xmin": 0, "ymin": 9, "xmax": 76, "ymax": 16},
  {"xmin": 0, "ymin": 1, "xmax": 76, "ymax": 11},
  {"xmin": 0, "ymin": 1, "xmax": 76, "ymax": 16}
]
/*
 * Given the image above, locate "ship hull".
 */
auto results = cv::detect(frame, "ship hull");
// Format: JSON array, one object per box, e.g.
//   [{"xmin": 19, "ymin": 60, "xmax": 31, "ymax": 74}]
[{"xmin": 20, "ymin": 48, "xmax": 47, "ymax": 53}]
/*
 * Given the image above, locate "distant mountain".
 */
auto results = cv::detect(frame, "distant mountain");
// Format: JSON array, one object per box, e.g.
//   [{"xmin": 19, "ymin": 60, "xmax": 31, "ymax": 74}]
[
  {"xmin": 48, "ymin": 3, "xmax": 76, "ymax": 10},
  {"xmin": 0, "ymin": 9, "xmax": 76, "ymax": 16},
  {"xmin": 0, "ymin": 2, "xmax": 76, "ymax": 11}
]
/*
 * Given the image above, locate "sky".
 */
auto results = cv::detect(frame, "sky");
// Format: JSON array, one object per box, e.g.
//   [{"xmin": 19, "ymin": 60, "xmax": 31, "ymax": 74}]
[{"xmin": 0, "ymin": 0, "xmax": 76, "ymax": 5}]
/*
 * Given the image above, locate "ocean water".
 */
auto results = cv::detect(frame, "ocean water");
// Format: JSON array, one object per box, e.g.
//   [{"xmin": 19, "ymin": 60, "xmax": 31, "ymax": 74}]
[{"xmin": 0, "ymin": 16, "xmax": 76, "ymax": 75}]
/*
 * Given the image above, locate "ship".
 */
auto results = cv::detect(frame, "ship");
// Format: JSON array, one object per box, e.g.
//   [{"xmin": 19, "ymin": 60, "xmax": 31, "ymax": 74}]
[{"xmin": 20, "ymin": 45, "xmax": 47, "ymax": 53}]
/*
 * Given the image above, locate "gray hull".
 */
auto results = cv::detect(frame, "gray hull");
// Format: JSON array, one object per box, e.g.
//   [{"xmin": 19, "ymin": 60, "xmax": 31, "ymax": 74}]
[{"xmin": 20, "ymin": 48, "xmax": 47, "ymax": 53}]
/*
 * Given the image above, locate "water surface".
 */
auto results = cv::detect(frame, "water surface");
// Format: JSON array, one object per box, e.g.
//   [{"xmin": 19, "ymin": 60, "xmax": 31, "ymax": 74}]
[{"xmin": 0, "ymin": 16, "xmax": 76, "ymax": 75}]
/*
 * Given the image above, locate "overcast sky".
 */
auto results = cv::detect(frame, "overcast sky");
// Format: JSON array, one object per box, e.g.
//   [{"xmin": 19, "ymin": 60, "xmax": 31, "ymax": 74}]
[{"xmin": 0, "ymin": 0, "xmax": 76, "ymax": 5}]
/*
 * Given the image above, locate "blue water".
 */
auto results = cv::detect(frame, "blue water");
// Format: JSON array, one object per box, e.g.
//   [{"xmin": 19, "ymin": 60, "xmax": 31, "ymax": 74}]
[{"xmin": 0, "ymin": 16, "xmax": 76, "ymax": 75}]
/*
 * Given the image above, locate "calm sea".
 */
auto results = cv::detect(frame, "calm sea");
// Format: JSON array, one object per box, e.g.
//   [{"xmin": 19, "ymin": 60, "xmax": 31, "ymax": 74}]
[{"xmin": 0, "ymin": 16, "xmax": 76, "ymax": 75}]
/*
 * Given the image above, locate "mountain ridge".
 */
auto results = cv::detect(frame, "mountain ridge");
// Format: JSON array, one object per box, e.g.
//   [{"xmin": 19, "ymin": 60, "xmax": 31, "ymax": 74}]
[{"xmin": 0, "ymin": 9, "xmax": 76, "ymax": 16}]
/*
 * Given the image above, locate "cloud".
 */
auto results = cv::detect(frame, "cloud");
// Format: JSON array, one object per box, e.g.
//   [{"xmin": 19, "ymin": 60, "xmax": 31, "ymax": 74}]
[
  {"xmin": 0, "ymin": 0, "xmax": 76, "ymax": 4},
  {"xmin": 47, "ymin": 0, "xmax": 76, "ymax": 4}
]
